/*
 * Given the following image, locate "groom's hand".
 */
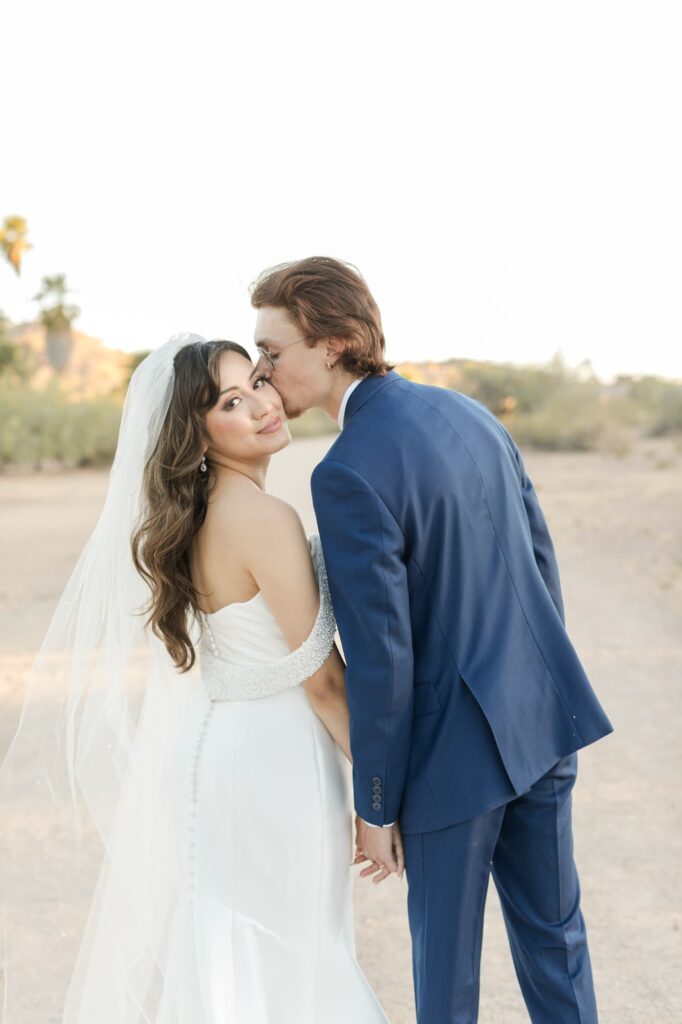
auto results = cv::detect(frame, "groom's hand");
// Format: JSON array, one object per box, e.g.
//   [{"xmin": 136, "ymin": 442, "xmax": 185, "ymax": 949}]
[{"xmin": 353, "ymin": 814, "xmax": 405, "ymax": 884}]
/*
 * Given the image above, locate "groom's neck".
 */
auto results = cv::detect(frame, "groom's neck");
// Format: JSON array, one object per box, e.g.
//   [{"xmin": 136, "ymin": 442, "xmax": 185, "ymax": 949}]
[{"xmin": 320, "ymin": 370, "xmax": 364, "ymax": 423}]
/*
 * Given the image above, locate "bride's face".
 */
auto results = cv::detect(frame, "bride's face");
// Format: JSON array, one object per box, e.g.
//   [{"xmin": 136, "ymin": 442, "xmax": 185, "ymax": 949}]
[{"xmin": 203, "ymin": 351, "xmax": 290, "ymax": 461}]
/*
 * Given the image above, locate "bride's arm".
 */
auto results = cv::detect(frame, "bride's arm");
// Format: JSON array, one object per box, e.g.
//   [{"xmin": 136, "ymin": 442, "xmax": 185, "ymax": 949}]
[
  {"xmin": 238, "ymin": 492, "xmax": 353, "ymax": 762},
  {"xmin": 301, "ymin": 642, "xmax": 353, "ymax": 763}
]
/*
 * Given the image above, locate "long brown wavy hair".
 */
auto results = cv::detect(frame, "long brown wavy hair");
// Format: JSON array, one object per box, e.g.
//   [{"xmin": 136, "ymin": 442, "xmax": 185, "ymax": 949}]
[{"xmin": 131, "ymin": 339, "xmax": 252, "ymax": 672}]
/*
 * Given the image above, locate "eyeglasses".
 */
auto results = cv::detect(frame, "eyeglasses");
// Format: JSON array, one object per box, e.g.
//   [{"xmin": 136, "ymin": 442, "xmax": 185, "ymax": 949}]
[{"xmin": 255, "ymin": 337, "xmax": 310, "ymax": 371}]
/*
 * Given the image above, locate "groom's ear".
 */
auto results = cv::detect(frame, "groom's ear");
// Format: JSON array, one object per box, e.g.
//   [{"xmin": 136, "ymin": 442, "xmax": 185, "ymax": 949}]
[{"xmin": 325, "ymin": 336, "xmax": 348, "ymax": 359}]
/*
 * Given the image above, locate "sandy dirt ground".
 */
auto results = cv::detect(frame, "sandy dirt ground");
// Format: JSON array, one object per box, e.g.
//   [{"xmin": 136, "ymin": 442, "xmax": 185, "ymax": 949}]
[{"xmin": 1, "ymin": 435, "xmax": 681, "ymax": 1022}]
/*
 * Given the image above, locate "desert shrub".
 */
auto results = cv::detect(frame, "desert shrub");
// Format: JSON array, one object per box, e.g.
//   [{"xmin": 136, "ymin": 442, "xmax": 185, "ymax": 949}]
[
  {"xmin": 0, "ymin": 383, "xmax": 122, "ymax": 469},
  {"xmin": 503, "ymin": 382, "xmax": 608, "ymax": 451},
  {"xmin": 622, "ymin": 375, "xmax": 675, "ymax": 415},
  {"xmin": 288, "ymin": 407, "xmax": 338, "ymax": 438},
  {"xmin": 1, "ymin": 354, "xmax": 678, "ymax": 468},
  {"xmin": 458, "ymin": 360, "xmax": 567, "ymax": 417},
  {"xmin": 458, "ymin": 362, "xmax": 681, "ymax": 452},
  {"xmin": 0, "ymin": 339, "xmax": 36, "ymax": 384},
  {"xmin": 0, "ymin": 342, "xmax": 17, "ymax": 373},
  {"xmin": 649, "ymin": 384, "xmax": 682, "ymax": 436}
]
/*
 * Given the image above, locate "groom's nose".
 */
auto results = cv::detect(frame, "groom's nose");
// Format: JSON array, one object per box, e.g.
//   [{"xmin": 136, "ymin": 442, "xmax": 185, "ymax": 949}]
[{"xmin": 255, "ymin": 351, "xmax": 274, "ymax": 374}]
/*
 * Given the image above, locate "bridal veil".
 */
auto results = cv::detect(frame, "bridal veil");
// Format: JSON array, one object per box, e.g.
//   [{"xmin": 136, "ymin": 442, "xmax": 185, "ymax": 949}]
[{"xmin": 1, "ymin": 333, "xmax": 210, "ymax": 1021}]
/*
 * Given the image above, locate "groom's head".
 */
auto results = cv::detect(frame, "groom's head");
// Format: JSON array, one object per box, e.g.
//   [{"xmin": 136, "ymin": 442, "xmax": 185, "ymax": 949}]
[{"xmin": 250, "ymin": 257, "xmax": 393, "ymax": 419}]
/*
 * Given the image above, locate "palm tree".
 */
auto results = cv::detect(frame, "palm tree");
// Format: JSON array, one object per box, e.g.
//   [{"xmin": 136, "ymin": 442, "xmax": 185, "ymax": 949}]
[
  {"xmin": 33, "ymin": 274, "xmax": 80, "ymax": 372},
  {"xmin": 0, "ymin": 215, "xmax": 31, "ymax": 274}
]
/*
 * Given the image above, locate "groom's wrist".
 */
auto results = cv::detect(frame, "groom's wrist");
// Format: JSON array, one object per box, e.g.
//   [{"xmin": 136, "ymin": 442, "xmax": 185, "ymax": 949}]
[{"xmin": 361, "ymin": 817, "xmax": 396, "ymax": 829}]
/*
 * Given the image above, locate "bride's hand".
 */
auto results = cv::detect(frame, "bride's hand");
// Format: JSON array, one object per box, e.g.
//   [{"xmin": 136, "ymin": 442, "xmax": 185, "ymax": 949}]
[{"xmin": 353, "ymin": 815, "xmax": 405, "ymax": 884}]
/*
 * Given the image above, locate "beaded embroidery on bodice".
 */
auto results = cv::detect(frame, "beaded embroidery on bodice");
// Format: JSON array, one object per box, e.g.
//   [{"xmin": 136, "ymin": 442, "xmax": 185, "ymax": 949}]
[{"xmin": 198, "ymin": 533, "xmax": 337, "ymax": 701}]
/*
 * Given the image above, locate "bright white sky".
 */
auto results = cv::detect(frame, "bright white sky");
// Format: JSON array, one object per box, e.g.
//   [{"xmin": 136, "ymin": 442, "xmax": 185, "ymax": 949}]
[{"xmin": 3, "ymin": 1, "xmax": 681, "ymax": 381}]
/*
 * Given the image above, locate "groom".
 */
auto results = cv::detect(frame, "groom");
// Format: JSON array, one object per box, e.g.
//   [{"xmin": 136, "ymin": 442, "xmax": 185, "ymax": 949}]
[{"xmin": 250, "ymin": 257, "xmax": 613, "ymax": 1023}]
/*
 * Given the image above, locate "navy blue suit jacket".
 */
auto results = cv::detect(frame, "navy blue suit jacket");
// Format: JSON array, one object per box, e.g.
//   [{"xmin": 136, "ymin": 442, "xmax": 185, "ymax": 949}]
[{"xmin": 311, "ymin": 370, "xmax": 613, "ymax": 834}]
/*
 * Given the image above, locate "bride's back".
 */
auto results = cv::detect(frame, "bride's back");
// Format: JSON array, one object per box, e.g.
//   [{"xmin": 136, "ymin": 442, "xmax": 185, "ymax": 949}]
[
  {"xmin": 191, "ymin": 471, "xmax": 322, "ymax": 662},
  {"xmin": 190, "ymin": 477, "xmax": 269, "ymax": 613}
]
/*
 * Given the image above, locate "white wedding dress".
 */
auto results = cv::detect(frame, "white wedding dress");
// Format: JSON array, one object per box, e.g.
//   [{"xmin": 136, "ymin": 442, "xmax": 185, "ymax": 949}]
[{"xmin": 156, "ymin": 534, "xmax": 390, "ymax": 1023}]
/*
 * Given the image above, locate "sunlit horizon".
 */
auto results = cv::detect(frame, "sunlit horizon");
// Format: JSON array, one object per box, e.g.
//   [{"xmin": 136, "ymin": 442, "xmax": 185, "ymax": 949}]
[{"xmin": 4, "ymin": 1, "xmax": 681, "ymax": 385}]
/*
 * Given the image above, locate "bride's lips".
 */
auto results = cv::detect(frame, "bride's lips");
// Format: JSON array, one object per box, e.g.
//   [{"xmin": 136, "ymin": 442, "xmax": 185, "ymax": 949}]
[{"xmin": 258, "ymin": 416, "xmax": 283, "ymax": 435}]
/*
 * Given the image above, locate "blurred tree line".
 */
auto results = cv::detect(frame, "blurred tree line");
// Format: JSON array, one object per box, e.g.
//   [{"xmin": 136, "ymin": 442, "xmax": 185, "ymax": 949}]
[
  {"xmin": 397, "ymin": 353, "xmax": 682, "ymax": 453},
  {"xmin": 1, "ymin": 213, "xmax": 680, "ymax": 469}
]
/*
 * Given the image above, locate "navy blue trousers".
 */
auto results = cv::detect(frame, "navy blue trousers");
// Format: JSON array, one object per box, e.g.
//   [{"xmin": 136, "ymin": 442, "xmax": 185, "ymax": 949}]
[{"xmin": 402, "ymin": 753, "xmax": 598, "ymax": 1023}]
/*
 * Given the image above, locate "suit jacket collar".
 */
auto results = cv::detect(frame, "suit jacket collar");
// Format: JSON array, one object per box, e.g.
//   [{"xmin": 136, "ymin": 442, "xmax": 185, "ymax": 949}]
[{"xmin": 343, "ymin": 370, "xmax": 402, "ymax": 426}]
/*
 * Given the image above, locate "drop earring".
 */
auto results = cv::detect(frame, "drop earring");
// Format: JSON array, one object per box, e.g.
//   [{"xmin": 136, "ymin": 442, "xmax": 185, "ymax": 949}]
[{"xmin": 199, "ymin": 455, "xmax": 207, "ymax": 473}]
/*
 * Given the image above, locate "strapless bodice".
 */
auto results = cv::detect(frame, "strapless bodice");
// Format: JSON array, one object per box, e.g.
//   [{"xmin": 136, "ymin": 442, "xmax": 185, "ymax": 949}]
[
  {"xmin": 202, "ymin": 591, "xmax": 292, "ymax": 664},
  {"xmin": 198, "ymin": 534, "xmax": 337, "ymax": 701}
]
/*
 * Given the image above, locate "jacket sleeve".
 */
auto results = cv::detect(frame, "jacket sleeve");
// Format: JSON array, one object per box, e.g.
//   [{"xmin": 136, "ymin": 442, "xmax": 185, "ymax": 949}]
[
  {"xmin": 511, "ymin": 442, "xmax": 566, "ymax": 626},
  {"xmin": 311, "ymin": 458, "xmax": 414, "ymax": 826}
]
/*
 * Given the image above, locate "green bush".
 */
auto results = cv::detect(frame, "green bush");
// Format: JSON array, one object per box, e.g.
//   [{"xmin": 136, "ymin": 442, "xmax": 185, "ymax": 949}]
[
  {"xmin": 288, "ymin": 407, "xmax": 338, "ymax": 438},
  {"xmin": 503, "ymin": 382, "xmax": 607, "ymax": 451},
  {"xmin": 460, "ymin": 363, "xmax": 681, "ymax": 451},
  {"xmin": 0, "ymin": 357, "xmax": 679, "ymax": 469},
  {"xmin": 458, "ymin": 360, "xmax": 568, "ymax": 417},
  {"xmin": 0, "ymin": 382, "xmax": 122, "ymax": 469},
  {"xmin": 649, "ymin": 384, "xmax": 682, "ymax": 436}
]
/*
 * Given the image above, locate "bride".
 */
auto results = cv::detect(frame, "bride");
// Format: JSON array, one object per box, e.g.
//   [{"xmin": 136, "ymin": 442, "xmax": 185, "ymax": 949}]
[{"xmin": 0, "ymin": 333, "xmax": 396, "ymax": 1022}]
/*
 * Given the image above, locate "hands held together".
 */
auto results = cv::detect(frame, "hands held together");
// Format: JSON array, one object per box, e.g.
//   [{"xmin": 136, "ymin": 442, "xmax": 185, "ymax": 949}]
[{"xmin": 352, "ymin": 814, "xmax": 405, "ymax": 885}]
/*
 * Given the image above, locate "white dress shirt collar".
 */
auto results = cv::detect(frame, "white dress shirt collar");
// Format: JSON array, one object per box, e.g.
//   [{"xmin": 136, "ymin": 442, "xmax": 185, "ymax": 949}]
[{"xmin": 337, "ymin": 378, "xmax": 365, "ymax": 430}]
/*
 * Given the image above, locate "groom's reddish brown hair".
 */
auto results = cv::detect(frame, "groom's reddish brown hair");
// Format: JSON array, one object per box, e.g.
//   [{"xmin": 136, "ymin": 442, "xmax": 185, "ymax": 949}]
[{"xmin": 250, "ymin": 256, "xmax": 394, "ymax": 378}]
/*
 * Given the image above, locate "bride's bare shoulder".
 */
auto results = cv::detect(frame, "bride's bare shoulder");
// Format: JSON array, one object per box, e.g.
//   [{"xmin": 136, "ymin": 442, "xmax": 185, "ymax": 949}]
[
  {"xmin": 235, "ymin": 490, "xmax": 321, "ymax": 645},
  {"xmin": 214, "ymin": 486, "xmax": 307, "ymax": 551},
  {"xmin": 246, "ymin": 490, "xmax": 306, "ymax": 542}
]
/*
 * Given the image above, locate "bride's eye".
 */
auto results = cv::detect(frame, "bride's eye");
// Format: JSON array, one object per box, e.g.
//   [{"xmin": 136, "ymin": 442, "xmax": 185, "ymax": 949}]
[{"xmin": 253, "ymin": 374, "xmax": 272, "ymax": 389}]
